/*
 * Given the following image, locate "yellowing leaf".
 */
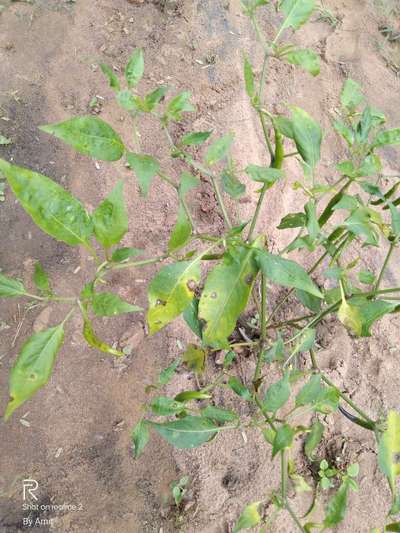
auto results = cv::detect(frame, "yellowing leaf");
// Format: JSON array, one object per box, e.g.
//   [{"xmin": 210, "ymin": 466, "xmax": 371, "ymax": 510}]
[
  {"xmin": 183, "ymin": 344, "xmax": 206, "ymax": 374},
  {"xmin": 233, "ymin": 502, "xmax": 261, "ymax": 533},
  {"xmin": 199, "ymin": 242, "xmax": 260, "ymax": 347},
  {"xmin": 338, "ymin": 299, "xmax": 362, "ymax": 336},
  {"xmin": 147, "ymin": 260, "xmax": 201, "ymax": 335},
  {"xmin": 378, "ymin": 411, "xmax": 400, "ymax": 505}
]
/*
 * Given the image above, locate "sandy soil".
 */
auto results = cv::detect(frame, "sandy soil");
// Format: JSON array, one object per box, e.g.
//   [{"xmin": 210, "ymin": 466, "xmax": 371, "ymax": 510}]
[{"xmin": 0, "ymin": 1, "xmax": 399, "ymax": 532}]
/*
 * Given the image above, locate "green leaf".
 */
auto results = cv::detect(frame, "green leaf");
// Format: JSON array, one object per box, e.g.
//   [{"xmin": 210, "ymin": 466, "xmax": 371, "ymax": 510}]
[
  {"xmin": 159, "ymin": 357, "xmax": 181, "ymax": 385},
  {"xmin": 305, "ymin": 199, "xmax": 320, "ymax": 240},
  {"xmin": 125, "ymin": 48, "xmax": 144, "ymax": 88},
  {"xmin": 323, "ymin": 481, "xmax": 349, "ymax": 527},
  {"xmin": 111, "ymin": 247, "xmax": 144, "ymax": 262},
  {"xmin": 340, "ymin": 79, "xmax": 364, "ymax": 111},
  {"xmin": 182, "ymin": 344, "xmax": 206, "ymax": 374},
  {"xmin": 39, "ymin": 116, "xmax": 124, "ymax": 162},
  {"xmin": 165, "ymin": 91, "xmax": 195, "ymax": 122},
  {"xmin": 100, "ymin": 63, "xmax": 120, "ymax": 91},
  {"xmin": 204, "ymin": 133, "xmax": 234, "ymax": 166},
  {"xmin": 378, "ymin": 410, "xmax": 400, "ymax": 507},
  {"xmin": 131, "ymin": 419, "xmax": 150, "ymax": 459},
  {"xmin": 293, "ymin": 327, "xmax": 316, "ymax": 354},
  {"xmin": 168, "ymin": 205, "xmax": 192, "ymax": 253},
  {"xmin": 92, "ymin": 180, "xmax": 128, "ymax": 248},
  {"xmin": 4, "ymin": 324, "xmax": 64, "ymax": 420},
  {"xmin": 0, "ymin": 159, "xmax": 93, "ymax": 247},
  {"xmin": 339, "ymin": 298, "xmax": 397, "ymax": 337},
  {"xmin": 272, "ymin": 424, "xmax": 295, "ymax": 458},
  {"xmin": 374, "ymin": 129, "xmax": 400, "ymax": 148},
  {"xmin": 116, "ymin": 90, "xmax": 139, "ymax": 111},
  {"xmin": 151, "ymin": 396, "xmax": 186, "ymax": 416},
  {"xmin": 243, "ymin": 54, "xmax": 255, "ymax": 98},
  {"xmin": 263, "ymin": 373, "xmax": 290, "ymax": 413},
  {"xmin": 256, "ymin": 250, "xmax": 322, "ymax": 298},
  {"xmin": 147, "ymin": 259, "xmax": 201, "ymax": 335},
  {"xmin": 278, "ymin": 212, "xmax": 306, "ymax": 229},
  {"xmin": 148, "ymin": 415, "xmax": 218, "ymax": 449},
  {"xmin": 202, "ymin": 405, "xmax": 238, "ymax": 423},
  {"xmin": 81, "ymin": 307, "xmax": 123, "ymax": 356},
  {"xmin": 232, "ymin": 502, "xmax": 261, "ymax": 533},
  {"xmin": 183, "ymin": 298, "xmax": 202, "ymax": 339},
  {"xmin": 283, "ymin": 48, "xmax": 320, "ymax": 76},
  {"xmin": 358, "ymin": 269, "xmax": 375, "ymax": 285},
  {"xmin": 305, "ymin": 420, "xmax": 324, "ymax": 459},
  {"xmin": 181, "ymin": 131, "xmax": 212, "ymax": 146},
  {"xmin": 386, "ymin": 522, "xmax": 400, "ymax": 532},
  {"xmin": 0, "ymin": 134, "xmax": 12, "ymax": 145},
  {"xmin": 91, "ymin": 292, "xmax": 142, "ymax": 316},
  {"xmin": 296, "ymin": 289, "xmax": 321, "ymax": 313},
  {"xmin": 245, "ymin": 165, "xmax": 283, "ymax": 186},
  {"xmin": 222, "ymin": 168, "xmax": 246, "ymax": 199},
  {"xmin": 296, "ymin": 374, "xmax": 324, "ymax": 406},
  {"xmin": 174, "ymin": 390, "xmax": 211, "ymax": 402},
  {"xmin": 0, "ymin": 272, "xmax": 26, "ymax": 298},
  {"xmin": 33, "ymin": 261, "xmax": 51, "ymax": 294},
  {"xmin": 168, "ymin": 172, "xmax": 200, "ymax": 253},
  {"xmin": 199, "ymin": 243, "xmax": 260, "ymax": 346},
  {"xmin": 144, "ymin": 86, "xmax": 168, "ymax": 111},
  {"xmin": 126, "ymin": 153, "xmax": 160, "ymax": 197},
  {"xmin": 228, "ymin": 377, "xmax": 252, "ymax": 401},
  {"xmin": 275, "ymin": 116, "xmax": 295, "ymax": 139},
  {"xmin": 290, "ymin": 106, "xmax": 322, "ymax": 170},
  {"xmin": 263, "ymin": 336, "xmax": 285, "ymax": 362},
  {"xmin": 389, "ymin": 203, "xmax": 400, "ymax": 237},
  {"xmin": 279, "ymin": 0, "xmax": 315, "ymax": 31}
]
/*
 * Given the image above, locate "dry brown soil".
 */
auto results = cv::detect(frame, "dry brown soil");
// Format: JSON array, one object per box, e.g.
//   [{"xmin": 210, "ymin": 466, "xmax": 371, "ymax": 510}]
[{"xmin": 0, "ymin": 1, "xmax": 399, "ymax": 532}]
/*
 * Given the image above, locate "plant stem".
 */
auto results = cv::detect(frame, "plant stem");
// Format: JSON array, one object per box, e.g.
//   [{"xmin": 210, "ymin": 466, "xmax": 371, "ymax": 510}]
[
  {"xmin": 374, "ymin": 241, "xmax": 395, "ymax": 291},
  {"xmin": 157, "ymin": 171, "xmax": 178, "ymax": 190},
  {"xmin": 253, "ymin": 274, "xmax": 267, "ymax": 385},
  {"xmin": 109, "ymin": 255, "xmax": 167, "ymax": 271}
]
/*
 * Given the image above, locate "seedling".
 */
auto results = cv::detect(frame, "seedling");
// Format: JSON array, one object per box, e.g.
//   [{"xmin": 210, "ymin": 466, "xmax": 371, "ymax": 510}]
[{"xmin": 1, "ymin": 1, "xmax": 400, "ymax": 530}]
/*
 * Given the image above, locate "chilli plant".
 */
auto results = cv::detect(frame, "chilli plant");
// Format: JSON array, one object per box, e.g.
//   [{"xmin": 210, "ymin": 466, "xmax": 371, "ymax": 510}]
[{"xmin": 1, "ymin": 0, "xmax": 400, "ymax": 531}]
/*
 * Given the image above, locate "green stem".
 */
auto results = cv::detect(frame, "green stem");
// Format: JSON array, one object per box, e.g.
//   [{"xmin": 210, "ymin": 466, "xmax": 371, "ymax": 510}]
[
  {"xmin": 157, "ymin": 171, "xmax": 178, "ymax": 190},
  {"xmin": 24, "ymin": 292, "xmax": 76, "ymax": 303},
  {"xmin": 253, "ymin": 274, "xmax": 267, "ymax": 385},
  {"xmin": 374, "ymin": 241, "xmax": 395, "ymax": 291},
  {"xmin": 109, "ymin": 255, "xmax": 167, "ymax": 272}
]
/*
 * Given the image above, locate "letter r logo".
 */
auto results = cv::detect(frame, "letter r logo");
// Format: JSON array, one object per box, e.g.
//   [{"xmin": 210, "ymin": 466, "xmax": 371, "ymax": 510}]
[{"xmin": 23, "ymin": 479, "xmax": 39, "ymax": 501}]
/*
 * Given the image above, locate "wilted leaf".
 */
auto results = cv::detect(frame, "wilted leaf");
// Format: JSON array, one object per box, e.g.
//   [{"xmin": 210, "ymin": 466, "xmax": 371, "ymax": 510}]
[
  {"xmin": 228, "ymin": 377, "xmax": 252, "ymax": 401},
  {"xmin": 159, "ymin": 357, "xmax": 181, "ymax": 385},
  {"xmin": 202, "ymin": 405, "xmax": 238, "ymax": 423},
  {"xmin": 278, "ymin": 212, "xmax": 306, "ymax": 229},
  {"xmin": 183, "ymin": 298, "xmax": 202, "ymax": 339},
  {"xmin": 81, "ymin": 306, "xmax": 123, "ymax": 356},
  {"xmin": 323, "ymin": 481, "xmax": 350, "ymax": 528},
  {"xmin": 243, "ymin": 54, "xmax": 255, "ymax": 98},
  {"xmin": 245, "ymin": 165, "xmax": 283, "ymax": 186},
  {"xmin": 151, "ymin": 396, "xmax": 185, "ymax": 416},
  {"xmin": 374, "ymin": 129, "xmax": 400, "ymax": 148},
  {"xmin": 111, "ymin": 247, "xmax": 143, "ymax": 262},
  {"xmin": 222, "ymin": 168, "xmax": 246, "ymax": 199}
]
